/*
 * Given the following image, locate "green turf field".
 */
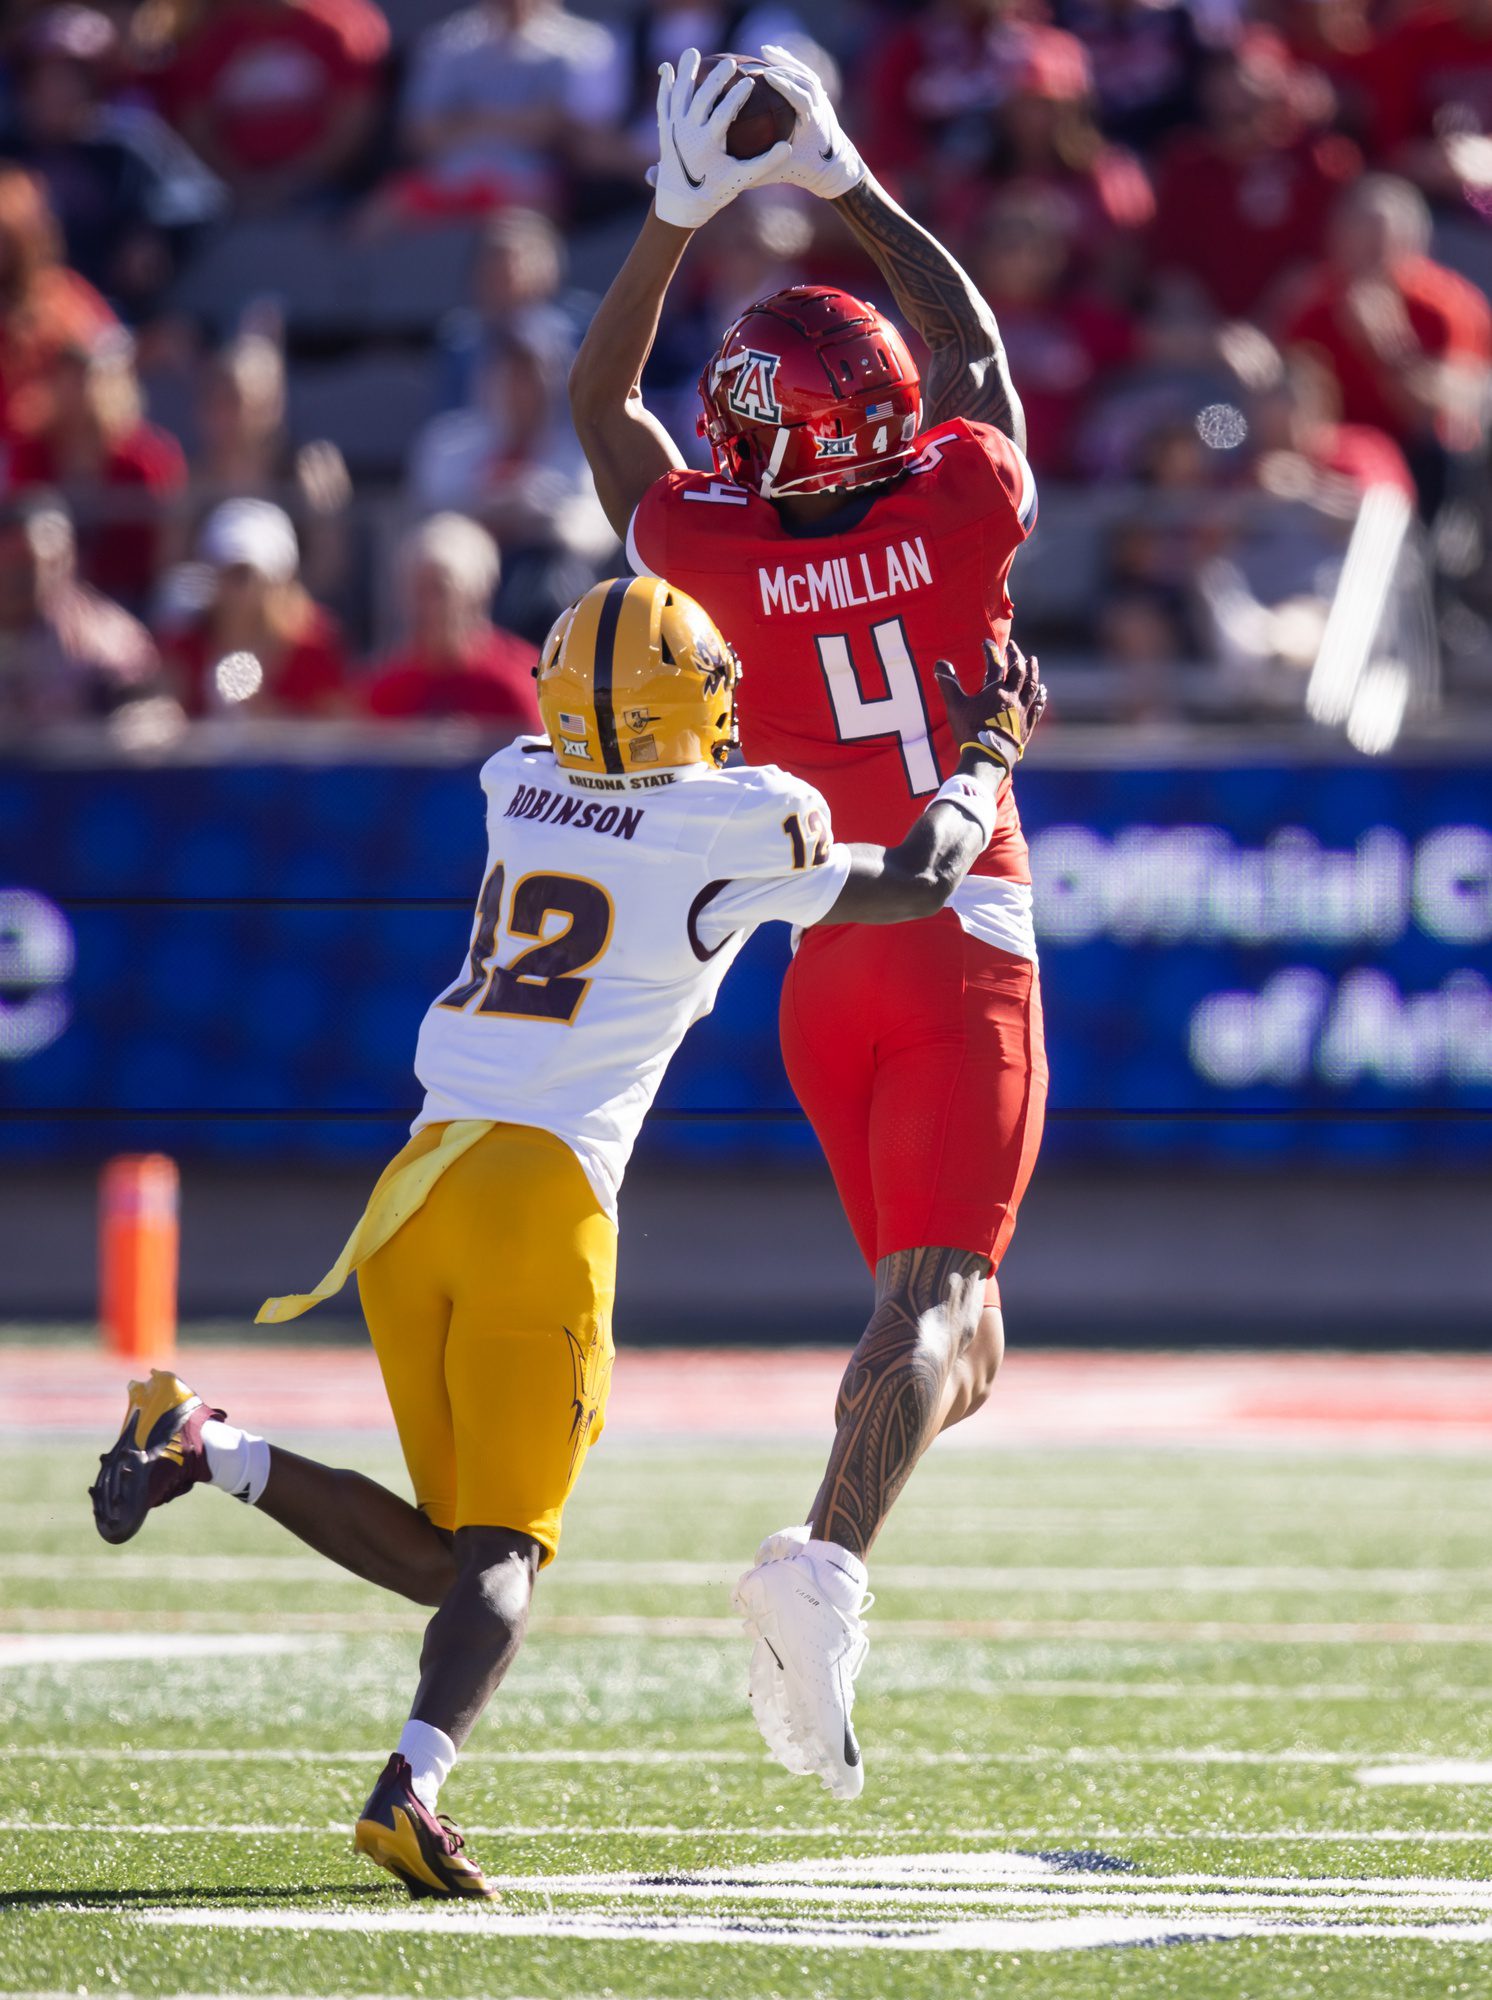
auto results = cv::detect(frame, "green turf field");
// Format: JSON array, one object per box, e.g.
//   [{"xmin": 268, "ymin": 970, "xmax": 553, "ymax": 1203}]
[{"xmin": 3, "ymin": 1429, "xmax": 1491, "ymax": 1999}]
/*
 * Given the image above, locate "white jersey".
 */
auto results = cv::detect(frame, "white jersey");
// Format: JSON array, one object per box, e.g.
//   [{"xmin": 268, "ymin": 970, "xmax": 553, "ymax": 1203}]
[{"xmin": 413, "ymin": 739, "xmax": 852, "ymax": 1219}]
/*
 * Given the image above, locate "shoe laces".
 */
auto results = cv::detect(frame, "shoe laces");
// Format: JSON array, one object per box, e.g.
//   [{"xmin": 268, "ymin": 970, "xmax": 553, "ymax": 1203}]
[
  {"xmin": 822, "ymin": 1584, "xmax": 874, "ymax": 1680},
  {"xmin": 844, "ymin": 1607, "xmax": 871, "ymax": 1681},
  {"xmin": 435, "ymin": 1814, "xmax": 466, "ymax": 1855}
]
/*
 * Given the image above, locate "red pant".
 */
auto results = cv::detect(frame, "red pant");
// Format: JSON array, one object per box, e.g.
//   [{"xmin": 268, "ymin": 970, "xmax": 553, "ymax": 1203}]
[{"xmin": 780, "ymin": 913, "xmax": 1047, "ymax": 1296}]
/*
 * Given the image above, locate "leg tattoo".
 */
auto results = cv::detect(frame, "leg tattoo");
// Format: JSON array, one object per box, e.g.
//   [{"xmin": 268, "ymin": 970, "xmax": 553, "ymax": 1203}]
[{"xmin": 809, "ymin": 1246, "xmax": 987, "ymax": 1557}]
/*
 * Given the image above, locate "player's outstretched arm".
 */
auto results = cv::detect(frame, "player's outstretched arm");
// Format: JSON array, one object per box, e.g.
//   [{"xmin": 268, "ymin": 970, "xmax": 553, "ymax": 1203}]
[
  {"xmin": 569, "ymin": 210, "xmax": 693, "ymax": 539},
  {"xmin": 837, "ymin": 173, "xmax": 1026, "ymax": 444},
  {"xmin": 760, "ymin": 46, "xmax": 1026, "ymax": 447},
  {"xmin": 570, "ymin": 50, "xmax": 792, "ymax": 538},
  {"xmin": 826, "ymin": 639, "xmax": 1045, "ymax": 925}
]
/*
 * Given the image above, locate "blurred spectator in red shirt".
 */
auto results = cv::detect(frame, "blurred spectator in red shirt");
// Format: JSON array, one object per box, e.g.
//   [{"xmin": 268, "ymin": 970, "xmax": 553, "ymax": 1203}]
[
  {"xmin": 1246, "ymin": 349, "xmax": 1417, "ymax": 505},
  {"xmin": 164, "ymin": 0, "xmax": 389, "ymax": 214},
  {"xmin": 0, "ymin": 166, "xmax": 116, "ymax": 445},
  {"xmin": 952, "ymin": 28, "xmax": 1156, "ymax": 282},
  {"xmin": 162, "ymin": 497, "xmax": 348, "ymax": 715},
  {"xmin": 389, "ymin": 0, "xmax": 617, "ymax": 221},
  {"xmin": 1150, "ymin": 32, "xmax": 1360, "ymax": 320},
  {"xmin": 1278, "ymin": 175, "xmax": 1492, "ymax": 506},
  {"xmin": 192, "ymin": 328, "xmax": 351, "ymax": 600},
  {"xmin": 363, "ymin": 512, "xmax": 540, "ymax": 727},
  {"xmin": 1278, "ymin": 0, "xmax": 1385, "ymax": 146},
  {"xmin": 7, "ymin": 327, "xmax": 186, "ymax": 611},
  {"xmin": 0, "ymin": 6, "xmax": 226, "ymax": 312},
  {"xmin": 1370, "ymin": 0, "xmax": 1492, "ymax": 211},
  {"xmin": 1055, "ymin": 0, "xmax": 1207, "ymax": 151},
  {"xmin": 857, "ymin": 0, "xmax": 1036, "ymax": 197},
  {"xmin": 0, "ymin": 490, "xmax": 171, "ymax": 745},
  {"xmin": 966, "ymin": 187, "xmax": 1138, "ymax": 472}
]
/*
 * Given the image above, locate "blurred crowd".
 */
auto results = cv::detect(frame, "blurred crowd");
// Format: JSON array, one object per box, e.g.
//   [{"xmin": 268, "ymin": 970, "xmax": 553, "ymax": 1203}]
[{"xmin": 1, "ymin": 0, "xmax": 1491, "ymax": 749}]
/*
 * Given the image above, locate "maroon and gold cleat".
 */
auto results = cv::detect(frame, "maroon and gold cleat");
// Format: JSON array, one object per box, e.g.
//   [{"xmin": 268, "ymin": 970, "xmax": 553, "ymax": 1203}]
[
  {"xmin": 89, "ymin": 1369, "xmax": 222, "ymax": 1546},
  {"xmin": 354, "ymin": 1754, "xmax": 499, "ymax": 1900}
]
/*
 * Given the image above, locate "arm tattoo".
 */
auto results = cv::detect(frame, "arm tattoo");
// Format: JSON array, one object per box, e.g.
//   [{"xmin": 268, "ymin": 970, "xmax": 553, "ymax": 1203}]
[
  {"xmin": 809, "ymin": 1245, "xmax": 988, "ymax": 1556},
  {"xmin": 835, "ymin": 178, "xmax": 1026, "ymax": 447}
]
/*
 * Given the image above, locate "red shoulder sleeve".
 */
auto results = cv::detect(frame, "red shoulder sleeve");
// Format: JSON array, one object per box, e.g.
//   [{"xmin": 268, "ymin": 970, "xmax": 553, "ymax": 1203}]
[
  {"xmin": 626, "ymin": 475, "xmax": 674, "ymax": 581},
  {"xmin": 959, "ymin": 421, "xmax": 1039, "ymax": 538},
  {"xmin": 626, "ymin": 470, "xmax": 756, "ymax": 582}
]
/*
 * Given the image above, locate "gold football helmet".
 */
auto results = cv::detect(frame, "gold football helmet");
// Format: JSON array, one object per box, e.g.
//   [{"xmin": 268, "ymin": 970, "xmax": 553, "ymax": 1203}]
[{"xmin": 537, "ymin": 576, "xmax": 740, "ymax": 778}]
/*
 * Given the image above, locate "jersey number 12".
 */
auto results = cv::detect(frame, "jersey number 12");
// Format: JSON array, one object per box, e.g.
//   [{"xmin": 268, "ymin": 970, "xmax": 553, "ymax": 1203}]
[
  {"xmin": 816, "ymin": 616, "xmax": 938, "ymax": 796},
  {"xmin": 439, "ymin": 863, "xmax": 614, "ymax": 1024}
]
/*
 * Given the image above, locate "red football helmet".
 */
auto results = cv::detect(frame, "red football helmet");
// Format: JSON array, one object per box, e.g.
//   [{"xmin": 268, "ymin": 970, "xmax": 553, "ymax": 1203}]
[{"xmin": 697, "ymin": 286, "xmax": 922, "ymax": 499}]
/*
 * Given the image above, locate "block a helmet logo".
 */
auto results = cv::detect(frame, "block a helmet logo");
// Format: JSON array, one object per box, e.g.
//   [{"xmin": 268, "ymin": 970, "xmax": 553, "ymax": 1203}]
[{"xmin": 725, "ymin": 348, "xmax": 783, "ymax": 424}]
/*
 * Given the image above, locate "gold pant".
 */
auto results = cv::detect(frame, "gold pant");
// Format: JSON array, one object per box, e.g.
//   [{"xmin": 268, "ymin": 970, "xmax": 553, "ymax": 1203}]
[{"xmin": 356, "ymin": 1122, "xmax": 616, "ymax": 1563}]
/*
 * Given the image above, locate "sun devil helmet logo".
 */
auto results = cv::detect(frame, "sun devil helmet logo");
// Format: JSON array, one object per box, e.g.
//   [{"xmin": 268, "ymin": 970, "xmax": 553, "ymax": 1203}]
[{"xmin": 724, "ymin": 348, "xmax": 783, "ymax": 424}]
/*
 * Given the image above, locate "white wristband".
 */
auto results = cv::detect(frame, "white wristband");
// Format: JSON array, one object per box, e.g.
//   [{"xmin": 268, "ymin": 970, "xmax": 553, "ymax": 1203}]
[{"xmin": 932, "ymin": 774, "xmax": 998, "ymax": 849}]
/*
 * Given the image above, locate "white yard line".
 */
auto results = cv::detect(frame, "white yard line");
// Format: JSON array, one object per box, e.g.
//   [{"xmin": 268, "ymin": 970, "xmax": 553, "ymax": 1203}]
[
  {"xmin": 950, "ymin": 1681, "xmax": 1492, "ymax": 1701},
  {"xmin": 8, "ymin": 1819, "xmax": 1492, "ymax": 1846},
  {"xmin": 535, "ymin": 1613, "xmax": 1492, "ymax": 1643},
  {"xmin": 12, "ymin": 1608, "xmax": 1490, "ymax": 1641},
  {"xmin": 6, "ymin": 1650, "xmax": 1489, "ymax": 1701},
  {"xmin": 0, "ymin": 1634, "xmax": 319, "ymax": 1668},
  {"xmin": 698, "ymin": 1853, "xmax": 1492, "ymax": 1892},
  {"xmin": 7, "ymin": 1745, "xmax": 762, "ymax": 1766},
  {"xmin": 3, "ymin": 1743, "xmax": 1458, "ymax": 1769},
  {"xmin": 232, "ymin": 1880, "xmax": 1483, "ymax": 1914},
  {"xmin": 6, "ymin": 1554, "xmax": 1486, "ymax": 1592},
  {"xmin": 129, "ymin": 1907, "xmax": 1492, "ymax": 1952},
  {"xmin": 1357, "ymin": 1761, "xmax": 1492, "ymax": 1787}
]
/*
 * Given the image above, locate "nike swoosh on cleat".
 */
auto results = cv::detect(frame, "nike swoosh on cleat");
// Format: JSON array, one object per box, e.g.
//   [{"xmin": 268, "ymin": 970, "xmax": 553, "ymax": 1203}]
[
  {"xmin": 672, "ymin": 133, "xmax": 704, "ymax": 189},
  {"xmin": 843, "ymin": 1726, "xmax": 861, "ymax": 1768},
  {"xmin": 764, "ymin": 1638, "xmax": 784, "ymax": 1669}
]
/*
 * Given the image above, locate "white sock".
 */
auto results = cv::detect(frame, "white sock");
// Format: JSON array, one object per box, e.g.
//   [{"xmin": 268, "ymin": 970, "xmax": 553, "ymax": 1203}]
[
  {"xmin": 398, "ymin": 1718, "xmax": 457, "ymax": 1812},
  {"xmin": 200, "ymin": 1419, "xmax": 271, "ymax": 1506}
]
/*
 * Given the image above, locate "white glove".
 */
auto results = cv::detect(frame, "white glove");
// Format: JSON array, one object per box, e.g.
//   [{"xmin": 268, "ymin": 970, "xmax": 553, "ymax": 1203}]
[
  {"xmin": 648, "ymin": 46, "xmax": 793, "ymax": 230},
  {"xmin": 759, "ymin": 42, "xmax": 864, "ymax": 200}
]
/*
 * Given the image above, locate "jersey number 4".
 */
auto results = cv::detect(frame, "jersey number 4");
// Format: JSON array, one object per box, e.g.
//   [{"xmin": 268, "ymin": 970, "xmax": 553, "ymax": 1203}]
[
  {"xmin": 439, "ymin": 863, "xmax": 614, "ymax": 1024},
  {"xmin": 816, "ymin": 616, "xmax": 938, "ymax": 796}
]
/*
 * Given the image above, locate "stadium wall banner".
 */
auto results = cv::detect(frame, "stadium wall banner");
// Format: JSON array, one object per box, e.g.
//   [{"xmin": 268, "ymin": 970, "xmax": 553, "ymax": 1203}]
[{"xmin": 2, "ymin": 755, "xmax": 1489, "ymax": 1164}]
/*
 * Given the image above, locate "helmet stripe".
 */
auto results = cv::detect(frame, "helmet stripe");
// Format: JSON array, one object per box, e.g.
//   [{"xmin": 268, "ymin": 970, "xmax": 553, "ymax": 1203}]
[{"xmin": 591, "ymin": 576, "xmax": 630, "ymax": 775}]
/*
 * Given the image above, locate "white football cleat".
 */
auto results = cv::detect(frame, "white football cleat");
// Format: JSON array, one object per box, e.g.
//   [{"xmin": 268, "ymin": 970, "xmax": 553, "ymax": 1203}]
[
  {"xmin": 741, "ymin": 1527, "xmax": 815, "ymax": 1775},
  {"xmin": 733, "ymin": 1537, "xmax": 871, "ymax": 1800},
  {"xmin": 747, "ymin": 1633, "xmax": 815, "ymax": 1775}
]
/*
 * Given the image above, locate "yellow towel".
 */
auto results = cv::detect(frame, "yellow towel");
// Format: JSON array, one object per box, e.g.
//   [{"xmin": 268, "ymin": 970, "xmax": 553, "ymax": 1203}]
[{"xmin": 256, "ymin": 1118, "xmax": 494, "ymax": 1323}]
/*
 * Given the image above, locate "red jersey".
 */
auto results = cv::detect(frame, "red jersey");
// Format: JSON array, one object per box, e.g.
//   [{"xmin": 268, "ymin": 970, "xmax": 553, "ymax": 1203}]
[
  {"xmin": 8, "ymin": 422, "xmax": 186, "ymax": 607},
  {"xmin": 166, "ymin": 605, "xmax": 348, "ymax": 716},
  {"xmin": 1150, "ymin": 132, "xmax": 1360, "ymax": 319},
  {"xmin": 1371, "ymin": 7, "xmax": 1492, "ymax": 154},
  {"xmin": 1280, "ymin": 254, "xmax": 1492, "ymax": 446},
  {"xmin": 363, "ymin": 628, "xmax": 540, "ymax": 727},
  {"xmin": 165, "ymin": 0, "xmax": 388, "ymax": 174},
  {"xmin": 628, "ymin": 419, "xmax": 1038, "ymax": 890}
]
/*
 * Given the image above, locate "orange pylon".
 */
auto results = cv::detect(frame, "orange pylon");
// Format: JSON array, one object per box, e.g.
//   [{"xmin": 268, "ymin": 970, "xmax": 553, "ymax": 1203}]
[{"xmin": 100, "ymin": 1154, "xmax": 179, "ymax": 1362}]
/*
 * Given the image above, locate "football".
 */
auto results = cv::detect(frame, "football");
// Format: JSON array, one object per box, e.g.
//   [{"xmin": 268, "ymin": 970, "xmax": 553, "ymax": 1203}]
[{"xmin": 704, "ymin": 53, "xmax": 797, "ymax": 161}]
